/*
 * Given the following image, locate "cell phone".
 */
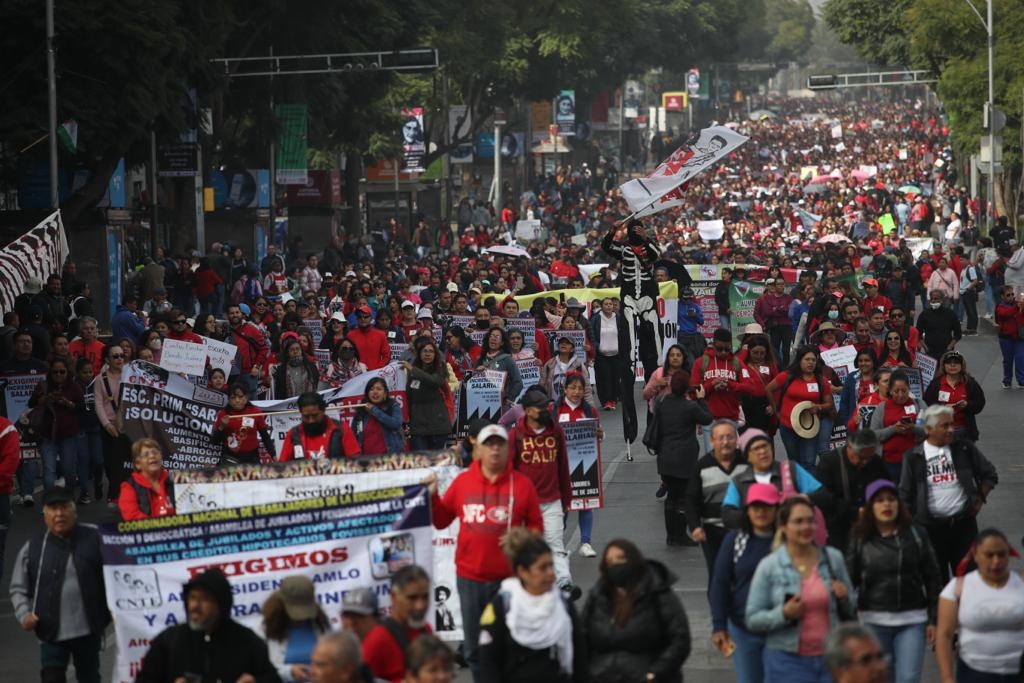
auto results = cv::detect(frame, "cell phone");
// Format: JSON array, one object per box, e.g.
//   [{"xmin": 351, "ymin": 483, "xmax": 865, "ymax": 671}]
[
  {"xmin": 900, "ymin": 416, "xmax": 915, "ymax": 424},
  {"xmin": 723, "ymin": 640, "xmax": 737, "ymax": 657},
  {"xmin": 784, "ymin": 592, "xmax": 797, "ymax": 603}
]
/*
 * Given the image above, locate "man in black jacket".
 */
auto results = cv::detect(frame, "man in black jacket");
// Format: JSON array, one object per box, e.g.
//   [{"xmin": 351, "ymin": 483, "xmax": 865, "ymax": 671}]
[
  {"xmin": 899, "ymin": 404, "xmax": 998, "ymax": 583},
  {"xmin": 137, "ymin": 568, "xmax": 281, "ymax": 682},
  {"xmin": 915, "ymin": 290, "xmax": 962, "ymax": 358},
  {"xmin": 714, "ymin": 268, "xmax": 733, "ymax": 331},
  {"xmin": 815, "ymin": 429, "xmax": 889, "ymax": 552}
]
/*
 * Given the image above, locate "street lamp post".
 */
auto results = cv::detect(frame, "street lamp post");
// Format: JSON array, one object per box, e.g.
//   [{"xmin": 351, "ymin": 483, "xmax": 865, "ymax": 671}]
[{"xmin": 965, "ymin": 0, "xmax": 995, "ymax": 228}]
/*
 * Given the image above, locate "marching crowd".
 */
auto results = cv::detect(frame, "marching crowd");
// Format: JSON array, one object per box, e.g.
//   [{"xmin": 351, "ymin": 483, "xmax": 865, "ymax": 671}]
[{"xmin": 2, "ymin": 95, "xmax": 1024, "ymax": 683}]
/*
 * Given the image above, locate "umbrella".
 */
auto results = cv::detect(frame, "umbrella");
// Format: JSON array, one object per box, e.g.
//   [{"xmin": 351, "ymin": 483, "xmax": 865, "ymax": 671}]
[
  {"xmin": 898, "ymin": 184, "xmax": 922, "ymax": 195},
  {"xmin": 850, "ymin": 169, "xmax": 871, "ymax": 181},
  {"xmin": 484, "ymin": 245, "xmax": 530, "ymax": 258},
  {"xmin": 803, "ymin": 183, "xmax": 827, "ymax": 195},
  {"xmin": 819, "ymin": 234, "xmax": 851, "ymax": 244},
  {"xmin": 810, "ymin": 175, "xmax": 834, "ymax": 184},
  {"xmin": 749, "ymin": 109, "xmax": 777, "ymax": 121}
]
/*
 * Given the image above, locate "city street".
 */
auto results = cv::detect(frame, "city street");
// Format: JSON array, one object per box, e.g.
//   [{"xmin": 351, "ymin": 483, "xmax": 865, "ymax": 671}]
[{"xmin": 0, "ymin": 324, "xmax": 1020, "ymax": 681}]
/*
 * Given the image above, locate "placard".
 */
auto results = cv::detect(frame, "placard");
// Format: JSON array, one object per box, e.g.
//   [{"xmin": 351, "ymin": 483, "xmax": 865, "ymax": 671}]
[
  {"xmin": 563, "ymin": 419, "xmax": 603, "ymax": 510},
  {"xmin": 202, "ymin": 337, "xmax": 237, "ymax": 376},
  {"xmin": 159, "ymin": 338, "xmax": 208, "ymax": 375},
  {"xmin": 917, "ymin": 353, "xmax": 937, "ymax": 389},
  {"xmin": 821, "ymin": 345, "xmax": 857, "ymax": 372}
]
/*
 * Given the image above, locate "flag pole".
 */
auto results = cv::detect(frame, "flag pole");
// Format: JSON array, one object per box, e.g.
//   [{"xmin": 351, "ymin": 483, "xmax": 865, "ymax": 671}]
[{"xmin": 46, "ymin": 0, "xmax": 59, "ymax": 209}]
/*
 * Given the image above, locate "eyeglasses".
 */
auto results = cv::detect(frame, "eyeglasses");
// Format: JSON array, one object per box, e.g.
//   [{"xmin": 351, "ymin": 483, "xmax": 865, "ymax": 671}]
[
  {"xmin": 174, "ymin": 320, "xmax": 187, "ymax": 325},
  {"xmin": 109, "ymin": 354, "xmax": 124, "ymax": 359}
]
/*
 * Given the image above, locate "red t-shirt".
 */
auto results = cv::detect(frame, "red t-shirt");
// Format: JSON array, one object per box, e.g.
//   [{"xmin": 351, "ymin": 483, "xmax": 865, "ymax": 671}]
[
  {"xmin": 936, "ymin": 377, "xmax": 968, "ymax": 428},
  {"xmin": 775, "ymin": 371, "xmax": 827, "ymax": 429},
  {"xmin": 69, "ymin": 339, "xmax": 106, "ymax": 374},
  {"xmin": 362, "ymin": 622, "xmax": 432, "ymax": 683},
  {"xmin": 880, "ymin": 400, "xmax": 919, "ymax": 463},
  {"xmin": 213, "ymin": 405, "xmax": 268, "ymax": 454}
]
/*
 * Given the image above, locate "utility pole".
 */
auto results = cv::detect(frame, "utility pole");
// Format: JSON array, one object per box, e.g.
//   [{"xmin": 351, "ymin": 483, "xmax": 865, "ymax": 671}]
[
  {"xmin": 150, "ymin": 129, "xmax": 158, "ymax": 255},
  {"xmin": 269, "ymin": 45, "xmax": 276, "ymax": 247},
  {"xmin": 986, "ymin": 0, "xmax": 995, "ymax": 228},
  {"xmin": 493, "ymin": 119, "xmax": 503, "ymax": 219},
  {"xmin": 46, "ymin": 0, "xmax": 58, "ymax": 209}
]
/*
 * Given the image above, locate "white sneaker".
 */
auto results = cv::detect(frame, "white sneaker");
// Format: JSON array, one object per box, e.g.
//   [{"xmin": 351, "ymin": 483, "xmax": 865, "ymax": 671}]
[{"xmin": 578, "ymin": 542, "xmax": 597, "ymax": 558}]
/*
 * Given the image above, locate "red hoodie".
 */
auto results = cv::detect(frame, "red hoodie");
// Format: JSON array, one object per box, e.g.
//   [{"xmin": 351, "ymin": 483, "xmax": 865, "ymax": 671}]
[
  {"xmin": 690, "ymin": 347, "xmax": 754, "ymax": 420},
  {"xmin": 995, "ymin": 302, "xmax": 1021, "ymax": 339},
  {"xmin": 508, "ymin": 416, "xmax": 571, "ymax": 508},
  {"xmin": 432, "ymin": 460, "xmax": 544, "ymax": 582}
]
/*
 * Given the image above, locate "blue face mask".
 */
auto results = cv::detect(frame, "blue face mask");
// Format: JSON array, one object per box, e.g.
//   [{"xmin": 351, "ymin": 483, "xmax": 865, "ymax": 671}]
[{"xmin": 827, "ymin": 310, "xmax": 839, "ymax": 320}]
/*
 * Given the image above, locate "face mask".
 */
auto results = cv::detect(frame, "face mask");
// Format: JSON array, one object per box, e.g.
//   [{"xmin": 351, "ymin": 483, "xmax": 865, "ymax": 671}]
[
  {"xmin": 930, "ymin": 302, "xmax": 942, "ymax": 309},
  {"xmin": 827, "ymin": 310, "xmax": 839, "ymax": 320},
  {"xmin": 303, "ymin": 420, "xmax": 327, "ymax": 436},
  {"xmin": 605, "ymin": 564, "xmax": 631, "ymax": 587},
  {"xmin": 148, "ymin": 339, "xmax": 162, "ymax": 350},
  {"xmin": 340, "ymin": 347, "xmax": 355, "ymax": 359},
  {"xmin": 476, "ymin": 320, "xmax": 490, "ymax": 330},
  {"xmin": 287, "ymin": 356, "xmax": 304, "ymax": 367}
]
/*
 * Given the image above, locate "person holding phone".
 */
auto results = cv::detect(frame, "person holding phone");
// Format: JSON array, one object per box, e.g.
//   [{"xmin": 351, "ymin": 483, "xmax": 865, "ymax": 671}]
[
  {"xmin": 867, "ymin": 371, "xmax": 927, "ymax": 484},
  {"xmin": 709, "ymin": 483, "xmax": 780, "ymax": 683},
  {"xmin": 745, "ymin": 497, "xmax": 857, "ymax": 682},
  {"xmin": 211, "ymin": 383, "xmax": 276, "ymax": 466}
]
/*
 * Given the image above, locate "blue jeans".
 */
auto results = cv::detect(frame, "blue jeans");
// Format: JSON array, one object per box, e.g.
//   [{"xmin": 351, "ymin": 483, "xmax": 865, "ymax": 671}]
[
  {"xmin": 77, "ymin": 426, "xmax": 104, "ymax": 494},
  {"xmin": 763, "ymin": 648, "xmax": 831, "ymax": 683},
  {"xmin": 728, "ymin": 621, "xmax": 766, "ymax": 683},
  {"xmin": 868, "ymin": 621, "xmax": 926, "ymax": 683},
  {"xmin": 998, "ymin": 337, "xmax": 1024, "ymax": 385},
  {"xmin": 40, "ymin": 632, "xmax": 102, "ymax": 683},
  {"xmin": 815, "ymin": 417, "xmax": 834, "ymax": 460},
  {"xmin": 17, "ymin": 459, "xmax": 38, "ymax": 497},
  {"xmin": 40, "ymin": 436, "xmax": 79, "ymax": 492},
  {"xmin": 884, "ymin": 461, "xmax": 903, "ymax": 485},
  {"xmin": 779, "ymin": 425, "xmax": 819, "ymax": 471},
  {"xmin": 456, "ymin": 576, "xmax": 502, "ymax": 682},
  {"xmin": 411, "ymin": 433, "xmax": 449, "ymax": 451},
  {"xmin": 565, "ymin": 509, "xmax": 594, "ymax": 544}
]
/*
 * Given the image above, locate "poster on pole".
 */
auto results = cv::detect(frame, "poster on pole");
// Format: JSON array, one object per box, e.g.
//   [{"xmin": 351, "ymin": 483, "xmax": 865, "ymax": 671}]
[
  {"xmin": 402, "ymin": 107, "xmax": 427, "ymax": 172},
  {"xmin": 100, "ymin": 484, "xmax": 433, "ymax": 683},
  {"xmin": 555, "ymin": 90, "xmax": 576, "ymax": 136},
  {"xmin": 449, "ymin": 105, "xmax": 473, "ymax": 164},
  {"xmin": 562, "ymin": 419, "xmax": 603, "ymax": 510}
]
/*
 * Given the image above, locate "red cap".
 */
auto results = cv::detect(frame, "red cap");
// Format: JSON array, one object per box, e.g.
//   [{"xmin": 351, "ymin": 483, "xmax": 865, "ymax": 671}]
[{"xmin": 356, "ymin": 304, "xmax": 372, "ymax": 315}]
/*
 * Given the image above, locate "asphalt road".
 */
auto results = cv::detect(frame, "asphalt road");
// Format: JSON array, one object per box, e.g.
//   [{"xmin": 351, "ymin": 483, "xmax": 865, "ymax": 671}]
[{"xmin": 1, "ymin": 321, "xmax": 1021, "ymax": 681}]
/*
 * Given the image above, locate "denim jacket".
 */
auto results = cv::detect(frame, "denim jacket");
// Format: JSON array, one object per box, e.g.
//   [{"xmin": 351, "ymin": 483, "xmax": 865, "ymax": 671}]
[{"xmin": 744, "ymin": 544, "xmax": 857, "ymax": 652}]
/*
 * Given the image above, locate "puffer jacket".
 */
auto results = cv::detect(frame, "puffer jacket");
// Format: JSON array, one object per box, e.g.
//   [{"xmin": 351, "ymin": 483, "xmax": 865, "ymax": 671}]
[
  {"xmin": 846, "ymin": 524, "xmax": 942, "ymax": 624},
  {"xmin": 581, "ymin": 560, "xmax": 691, "ymax": 683}
]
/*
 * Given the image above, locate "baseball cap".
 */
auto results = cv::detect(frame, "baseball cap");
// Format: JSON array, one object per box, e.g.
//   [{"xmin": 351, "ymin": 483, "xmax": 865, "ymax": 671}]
[
  {"xmin": 401, "ymin": 300, "xmax": 416, "ymax": 309},
  {"xmin": 276, "ymin": 575, "xmax": 319, "ymax": 621},
  {"xmin": 330, "ymin": 311, "xmax": 347, "ymax": 323},
  {"xmin": 43, "ymin": 486, "xmax": 75, "ymax": 506},
  {"xmin": 477, "ymin": 424, "xmax": 509, "ymax": 443},
  {"xmin": 341, "ymin": 587, "xmax": 379, "ymax": 616},
  {"xmin": 356, "ymin": 304, "xmax": 372, "ymax": 315},
  {"xmin": 746, "ymin": 483, "xmax": 782, "ymax": 506},
  {"xmin": 862, "ymin": 278, "xmax": 879, "ymax": 287},
  {"xmin": 446, "ymin": 282, "xmax": 459, "ymax": 293},
  {"xmin": 865, "ymin": 479, "xmax": 897, "ymax": 502}
]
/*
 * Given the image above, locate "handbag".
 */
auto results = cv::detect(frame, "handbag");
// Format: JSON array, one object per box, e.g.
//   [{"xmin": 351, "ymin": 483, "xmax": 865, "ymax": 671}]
[
  {"xmin": 780, "ymin": 460, "xmax": 828, "ymax": 546},
  {"xmin": 642, "ymin": 397, "xmax": 662, "ymax": 454}
]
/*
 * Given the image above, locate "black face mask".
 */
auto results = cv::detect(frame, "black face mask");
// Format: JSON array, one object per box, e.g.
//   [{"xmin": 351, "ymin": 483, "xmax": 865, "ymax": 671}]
[
  {"xmin": 475, "ymin": 319, "xmax": 490, "ymax": 330},
  {"xmin": 340, "ymin": 347, "xmax": 355, "ymax": 359},
  {"xmin": 303, "ymin": 420, "xmax": 327, "ymax": 436},
  {"xmin": 605, "ymin": 564, "xmax": 631, "ymax": 587},
  {"xmin": 534, "ymin": 410, "xmax": 551, "ymax": 425}
]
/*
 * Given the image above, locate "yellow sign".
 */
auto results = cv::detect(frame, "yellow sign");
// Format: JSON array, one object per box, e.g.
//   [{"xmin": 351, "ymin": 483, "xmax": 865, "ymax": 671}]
[{"xmin": 662, "ymin": 92, "xmax": 688, "ymax": 111}]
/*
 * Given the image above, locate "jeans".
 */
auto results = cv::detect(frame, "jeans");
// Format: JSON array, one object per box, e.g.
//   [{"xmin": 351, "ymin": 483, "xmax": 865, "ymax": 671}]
[
  {"xmin": 77, "ymin": 426, "xmax": 104, "ymax": 496},
  {"xmin": 456, "ymin": 576, "xmax": 501, "ymax": 683},
  {"xmin": 815, "ymin": 417, "xmax": 834, "ymax": 460},
  {"xmin": 540, "ymin": 500, "xmax": 571, "ymax": 586},
  {"xmin": 40, "ymin": 632, "xmax": 102, "ymax": 683},
  {"xmin": 770, "ymin": 325, "xmax": 793, "ymax": 367},
  {"xmin": 867, "ymin": 621, "xmax": 926, "ymax": 683},
  {"xmin": 410, "ymin": 433, "xmax": 449, "ymax": 451},
  {"xmin": 763, "ymin": 648, "xmax": 831, "ymax": 683},
  {"xmin": 927, "ymin": 515, "xmax": 978, "ymax": 585},
  {"xmin": 779, "ymin": 425, "xmax": 819, "ymax": 471},
  {"xmin": 17, "ymin": 459, "xmax": 39, "ymax": 497},
  {"xmin": 565, "ymin": 509, "xmax": 593, "ymax": 544},
  {"xmin": 962, "ymin": 291, "xmax": 979, "ymax": 331},
  {"xmin": 985, "ymin": 285, "xmax": 996, "ymax": 318},
  {"xmin": 40, "ymin": 436, "xmax": 78, "ymax": 492},
  {"xmin": 720, "ymin": 314, "xmax": 731, "ymax": 333},
  {"xmin": 957, "ymin": 659, "xmax": 1020, "ymax": 682},
  {"xmin": 728, "ymin": 621, "xmax": 766, "ymax": 683},
  {"xmin": 998, "ymin": 337, "xmax": 1024, "ymax": 385}
]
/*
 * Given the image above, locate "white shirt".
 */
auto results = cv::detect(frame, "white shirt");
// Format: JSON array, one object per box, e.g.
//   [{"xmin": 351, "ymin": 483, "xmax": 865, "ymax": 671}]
[
  {"xmin": 944, "ymin": 218, "xmax": 962, "ymax": 241},
  {"xmin": 940, "ymin": 571, "xmax": 1024, "ymax": 674},
  {"xmin": 599, "ymin": 313, "xmax": 618, "ymax": 355},
  {"xmin": 923, "ymin": 441, "xmax": 967, "ymax": 518}
]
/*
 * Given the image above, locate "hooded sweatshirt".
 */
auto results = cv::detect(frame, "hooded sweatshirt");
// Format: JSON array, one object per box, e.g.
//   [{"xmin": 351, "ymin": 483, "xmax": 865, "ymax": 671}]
[
  {"xmin": 432, "ymin": 459, "xmax": 544, "ymax": 582},
  {"xmin": 508, "ymin": 415, "xmax": 571, "ymax": 507},
  {"xmin": 136, "ymin": 569, "xmax": 280, "ymax": 683},
  {"xmin": 690, "ymin": 347, "xmax": 753, "ymax": 420}
]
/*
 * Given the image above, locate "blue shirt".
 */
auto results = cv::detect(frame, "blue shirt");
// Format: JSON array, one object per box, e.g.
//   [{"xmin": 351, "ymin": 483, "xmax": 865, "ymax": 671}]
[
  {"xmin": 677, "ymin": 301, "xmax": 705, "ymax": 335},
  {"xmin": 284, "ymin": 621, "xmax": 318, "ymax": 664}
]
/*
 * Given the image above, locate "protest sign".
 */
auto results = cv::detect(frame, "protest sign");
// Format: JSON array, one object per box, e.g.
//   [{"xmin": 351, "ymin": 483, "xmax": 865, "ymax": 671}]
[
  {"xmin": 100, "ymin": 484, "xmax": 433, "ymax": 682},
  {"xmin": 388, "ymin": 342, "xmax": 408, "ymax": 362},
  {"xmin": 577, "ymin": 264, "xmax": 608, "ymax": 283},
  {"xmin": 904, "ymin": 237, "xmax": 934, "ymax": 259},
  {"xmin": 159, "ymin": 338, "xmax": 208, "ymax": 375},
  {"xmin": 202, "ymin": 337, "xmax": 237, "ymax": 376},
  {"xmin": 305, "ymin": 318, "xmax": 325, "ymax": 346},
  {"xmin": 542, "ymin": 329, "xmax": 586, "ymax": 364},
  {"xmin": 437, "ymin": 314, "xmax": 474, "ymax": 332},
  {"xmin": 917, "ymin": 353, "xmax": 937, "ymax": 388},
  {"xmin": 504, "ymin": 317, "xmax": 537, "ymax": 348},
  {"xmin": 0, "ymin": 373, "xmax": 46, "ymax": 462},
  {"xmin": 697, "ymin": 220, "xmax": 725, "ymax": 241},
  {"xmin": 562, "ymin": 419, "xmax": 603, "ymax": 510},
  {"xmin": 691, "ymin": 280, "xmax": 720, "ymax": 341},
  {"xmin": 515, "ymin": 219, "xmax": 542, "ymax": 243},
  {"xmin": 904, "ymin": 367, "xmax": 924, "ymax": 400},
  {"xmin": 314, "ymin": 349, "xmax": 332, "ymax": 377},
  {"xmin": 728, "ymin": 280, "xmax": 768, "ymax": 349},
  {"xmin": 514, "ymin": 358, "xmax": 541, "ymax": 403},
  {"xmin": 118, "ymin": 382, "xmax": 224, "ymax": 470},
  {"xmin": 821, "ymin": 345, "xmax": 857, "ymax": 372}
]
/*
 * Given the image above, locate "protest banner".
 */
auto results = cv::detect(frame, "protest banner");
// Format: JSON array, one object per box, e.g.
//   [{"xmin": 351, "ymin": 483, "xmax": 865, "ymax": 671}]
[
  {"xmin": 305, "ymin": 318, "xmax": 325, "ymax": 346},
  {"xmin": 118, "ymin": 382, "xmax": 225, "ymax": 470},
  {"xmin": 515, "ymin": 358, "xmax": 541, "ymax": 403},
  {"xmin": 314, "ymin": 349, "xmax": 332, "ymax": 377},
  {"xmin": 0, "ymin": 373, "xmax": 46, "ymax": 462},
  {"xmin": 821, "ymin": 345, "xmax": 857, "ymax": 372},
  {"xmin": 917, "ymin": 353, "xmax": 937, "ymax": 388},
  {"xmin": 728, "ymin": 280, "xmax": 768, "ymax": 349},
  {"xmin": 159, "ymin": 338, "xmax": 208, "ymax": 375},
  {"xmin": 173, "ymin": 455, "xmax": 465, "ymax": 642},
  {"xmin": 904, "ymin": 237, "xmax": 934, "ymax": 259},
  {"xmin": 691, "ymin": 280, "xmax": 720, "ymax": 341},
  {"xmin": 202, "ymin": 337, "xmax": 237, "ymax": 376},
  {"xmin": 541, "ymin": 329, "xmax": 586, "ymax": 364},
  {"xmin": 562, "ymin": 419, "xmax": 603, "ymax": 510},
  {"xmin": 100, "ymin": 484, "xmax": 433, "ymax": 682}
]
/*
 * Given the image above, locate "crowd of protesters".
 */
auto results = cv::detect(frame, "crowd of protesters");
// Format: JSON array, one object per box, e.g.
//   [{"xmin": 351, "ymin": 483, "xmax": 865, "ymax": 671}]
[{"xmin": 3, "ymin": 95, "xmax": 1024, "ymax": 683}]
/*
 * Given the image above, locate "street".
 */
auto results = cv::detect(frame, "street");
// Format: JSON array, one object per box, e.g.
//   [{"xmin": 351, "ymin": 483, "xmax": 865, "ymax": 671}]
[{"xmin": 0, "ymin": 325, "xmax": 1020, "ymax": 681}]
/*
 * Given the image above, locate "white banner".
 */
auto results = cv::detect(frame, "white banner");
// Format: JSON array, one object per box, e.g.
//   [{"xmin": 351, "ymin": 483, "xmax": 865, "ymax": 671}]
[
  {"xmin": 100, "ymin": 484, "xmax": 433, "ymax": 683},
  {"xmin": 697, "ymin": 219, "xmax": 725, "ymax": 241},
  {"xmin": 159, "ymin": 338, "xmax": 208, "ymax": 375},
  {"xmin": 0, "ymin": 210, "xmax": 70, "ymax": 316}
]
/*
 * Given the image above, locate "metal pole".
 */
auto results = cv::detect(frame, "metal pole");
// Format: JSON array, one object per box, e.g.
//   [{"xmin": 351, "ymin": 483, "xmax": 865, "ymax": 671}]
[
  {"xmin": 46, "ymin": 0, "xmax": 58, "ymax": 209},
  {"xmin": 150, "ymin": 129, "xmax": 158, "ymax": 255},
  {"xmin": 394, "ymin": 158, "xmax": 400, "ymax": 223},
  {"xmin": 269, "ymin": 46, "xmax": 276, "ymax": 245},
  {"xmin": 618, "ymin": 84, "xmax": 625, "ymax": 176},
  {"xmin": 987, "ymin": 0, "xmax": 995, "ymax": 228},
  {"xmin": 493, "ymin": 122, "xmax": 502, "ymax": 219},
  {"xmin": 442, "ymin": 68, "xmax": 450, "ymax": 225},
  {"xmin": 195, "ymin": 143, "xmax": 205, "ymax": 248}
]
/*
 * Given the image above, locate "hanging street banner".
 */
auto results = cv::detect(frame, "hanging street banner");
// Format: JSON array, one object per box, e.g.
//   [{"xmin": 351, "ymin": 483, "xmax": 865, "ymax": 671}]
[
  {"xmin": 562, "ymin": 419, "xmax": 603, "ymax": 510},
  {"xmin": 402, "ymin": 107, "xmax": 427, "ymax": 172},
  {"xmin": 449, "ymin": 105, "xmax": 473, "ymax": 164},
  {"xmin": 555, "ymin": 90, "xmax": 576, "ymax": 137},
  {"xmin": 99, "ymin": 484, "xmax": 433, "ymax": 683},
  {"xmin": 275, "ymin": 103, "xmax": 309, "ymax": 185}
]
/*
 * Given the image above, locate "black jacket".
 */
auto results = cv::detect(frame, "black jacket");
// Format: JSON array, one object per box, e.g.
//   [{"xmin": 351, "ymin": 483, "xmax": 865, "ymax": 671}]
[
  {"xmin": 581, "ymin": 560, "xmax": 691, "ymax": 683},
  {"xmin": 923, "ymin": 375, "xmax": 986, "ymax": 441},
  {"xmin": 814, "ymin": 449, "xmax": 889, "ymax": 551},
  {"xmin": 915, "ymin": 306, "xmax": 962, "ymax": 357},
  {"xmin": 846, "ymin": 524, "xmax": 942, "ymax": 624},
  {"xmin": 714, "ymin": 280, "xmax": 731, "ymax": 315},
  {"xmin": 654, "ymin": 396, "xmax": 712, "ymax": 479},
  {"xmin": 478, "ymin": 586, "xmax": 583, "ymax": 683},
  {"xmin": 136, "ymin": 570, "xmax": 281, "ymax": 683},
  {"xmin": 899, "ymin": 439, "xmax": 998, "ymax": 524}
]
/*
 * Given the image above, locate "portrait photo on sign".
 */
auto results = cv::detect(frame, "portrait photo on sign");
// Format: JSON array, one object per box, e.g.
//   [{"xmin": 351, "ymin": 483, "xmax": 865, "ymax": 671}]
[{"xmin": 369, "ymin": 531, "xmax": 416, "ymax": 579}]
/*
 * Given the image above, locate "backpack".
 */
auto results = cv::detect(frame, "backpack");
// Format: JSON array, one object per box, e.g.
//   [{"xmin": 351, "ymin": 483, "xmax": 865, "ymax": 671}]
[{"xmin": 129, "ymin": 478, "xmax": 175, "ymax": 517}]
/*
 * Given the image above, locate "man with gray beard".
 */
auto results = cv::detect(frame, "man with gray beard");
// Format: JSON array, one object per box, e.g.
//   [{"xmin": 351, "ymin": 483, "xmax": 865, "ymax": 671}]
[{"xmin": 136, "ymin": 568, "xmax": 280, "ymax": 682}]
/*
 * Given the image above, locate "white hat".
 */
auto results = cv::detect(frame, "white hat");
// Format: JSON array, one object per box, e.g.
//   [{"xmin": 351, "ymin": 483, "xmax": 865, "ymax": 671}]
[
  {"xmin": 446, "ymin": 282, "xmax": 460, "ymax": 293},
  {"xmin": 416, "ymin": 309, "xmax": 433, "ymax": 320},
  {"xmin": 330, "ymin": 311, "xmax": 346, "ymax": 323},
  {"xmin": 401, "ymin": 300, "xmax": 416, "ymax": 308},
  {"xmin": 185, "ymin": 317, "xmax": 195, "ymax": 328},
  {"xmin": 477, "ymin": 425, "xmax": 508, "ymax": 443},
  {"xmin": 790, "ymin": 401, "xmax": 821, "ymax": 439}
]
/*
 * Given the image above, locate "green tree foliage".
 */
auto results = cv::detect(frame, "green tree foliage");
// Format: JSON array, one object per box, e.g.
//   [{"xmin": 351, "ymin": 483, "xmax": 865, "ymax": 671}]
[{"xmin": 821, "ymin": 0, "xmax": 914, "ymax": 67}]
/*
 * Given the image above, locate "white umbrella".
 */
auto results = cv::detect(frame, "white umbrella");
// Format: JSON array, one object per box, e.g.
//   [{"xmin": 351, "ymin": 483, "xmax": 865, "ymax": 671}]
[
  {"xmin": 818, "ymin": 233, "xmax": 851, "ymax": 244},
  {"xmin": 485, "ymin": 244, "xmax": 530, "ymax": 258}
]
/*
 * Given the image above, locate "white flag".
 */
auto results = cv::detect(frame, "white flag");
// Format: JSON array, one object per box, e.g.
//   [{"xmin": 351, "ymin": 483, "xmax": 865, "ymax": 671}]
[{"xmin": 619, "ymin": 125, "xmax": 748, "ymax": 216}]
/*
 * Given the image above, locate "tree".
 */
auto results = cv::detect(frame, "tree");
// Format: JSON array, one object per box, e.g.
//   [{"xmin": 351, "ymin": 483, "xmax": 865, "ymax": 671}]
[{"xmin": 821, "ymin": 0, "xmax": 914, "ymax": 67}]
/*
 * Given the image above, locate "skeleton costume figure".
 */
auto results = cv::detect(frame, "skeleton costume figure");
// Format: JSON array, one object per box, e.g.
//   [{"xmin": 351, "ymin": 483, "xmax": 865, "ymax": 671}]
[{"xmin": 602, "ymin": 219, "xmax": 664, "ymax": 442}]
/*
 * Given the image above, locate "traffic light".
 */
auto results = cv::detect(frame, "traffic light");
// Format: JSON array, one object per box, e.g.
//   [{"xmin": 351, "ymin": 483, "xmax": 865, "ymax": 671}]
[{"xmin": 807, "ymin": 74, "xmax": 839, "ymax": 90}]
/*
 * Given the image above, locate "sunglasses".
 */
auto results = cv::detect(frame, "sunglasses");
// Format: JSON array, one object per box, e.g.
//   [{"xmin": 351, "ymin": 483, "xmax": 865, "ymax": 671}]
[
  {"xmin": 174, "ymin": 320, "xmax": 187, "ymax": 324},
  {"xmin": 944, "ymin": 357, "xmax": 963, "ymax": 363},
  {"xmin": 109, "ymin": 353, "xmax": 125, "ymax": 359},
  {"xmin": 357, "ymin": 313, "xmax": 371, "ymax": 319}
]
